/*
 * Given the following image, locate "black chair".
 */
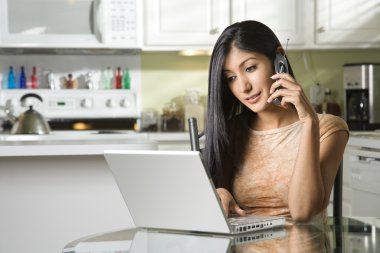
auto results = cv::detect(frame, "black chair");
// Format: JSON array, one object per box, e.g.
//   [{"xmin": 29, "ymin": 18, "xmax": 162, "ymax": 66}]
[
  {"xmin": 188, "ymin": 117, "xmax": 204, "ymax": 152},
  {"xmin": 333, "ymin": 163, "xmax": 343, "ymax": 217},
  {"xmin": 188, "ymin": 117, "xmax": 343, "ymax": 217}
]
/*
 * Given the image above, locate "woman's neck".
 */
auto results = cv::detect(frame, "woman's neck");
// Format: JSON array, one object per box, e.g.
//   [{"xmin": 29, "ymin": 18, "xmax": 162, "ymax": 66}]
[{"xmin": 250, "ymin": 106, "xmax": 299, "ymax": 131}]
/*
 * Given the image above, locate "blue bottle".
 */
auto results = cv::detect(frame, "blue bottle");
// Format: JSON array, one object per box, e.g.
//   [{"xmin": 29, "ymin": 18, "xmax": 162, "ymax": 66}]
[
  {"xmin": 19, "ymin": 66, "xmax": 26, "ymax": 89},
  {"xmin": 7, "ymin": 66, "xmax": 16, "ymax": 89}
]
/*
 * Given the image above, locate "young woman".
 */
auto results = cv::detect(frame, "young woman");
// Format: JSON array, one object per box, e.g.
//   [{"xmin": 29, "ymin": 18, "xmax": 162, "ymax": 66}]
[{"xmin": 204, "ymin": 20, "xmax": 349, "ymax": 222}]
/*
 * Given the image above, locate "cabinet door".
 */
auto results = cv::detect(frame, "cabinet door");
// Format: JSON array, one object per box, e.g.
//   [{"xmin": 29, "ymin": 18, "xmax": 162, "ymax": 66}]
[
  {"xmin": 231, "ymin": 0, "xmax": 306, "ymax": 48},
  {"xmin": 144, "ymin": 0, "xmax": 229, "ymax": 47},
  {"xmin": 316, "ymin": 0, "xmax": 380, "ymax": 46}
]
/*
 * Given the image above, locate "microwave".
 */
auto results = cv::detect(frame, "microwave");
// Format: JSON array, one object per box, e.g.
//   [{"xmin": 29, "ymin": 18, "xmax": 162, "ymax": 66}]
[{"xmin": 0, "ymin": 0, "xmax": 142, "ymax": 49}]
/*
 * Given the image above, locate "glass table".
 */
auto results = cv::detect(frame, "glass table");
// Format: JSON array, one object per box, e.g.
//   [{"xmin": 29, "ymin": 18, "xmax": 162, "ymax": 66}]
[{"xmin": 63, "ymin": 217, "xmax": 380, "ymax": 253}]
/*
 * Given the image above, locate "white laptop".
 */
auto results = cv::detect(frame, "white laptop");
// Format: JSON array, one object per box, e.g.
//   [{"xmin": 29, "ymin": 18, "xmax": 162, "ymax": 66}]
[{"xmin": 104, "ymin": 150, "xmax": 285, "ymax": 235}]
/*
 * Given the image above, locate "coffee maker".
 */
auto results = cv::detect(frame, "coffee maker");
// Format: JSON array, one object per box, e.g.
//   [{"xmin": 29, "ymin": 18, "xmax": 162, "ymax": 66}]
[{"xmin": 343, "ymin": 63, "xmax": 380, "ymax": 130}]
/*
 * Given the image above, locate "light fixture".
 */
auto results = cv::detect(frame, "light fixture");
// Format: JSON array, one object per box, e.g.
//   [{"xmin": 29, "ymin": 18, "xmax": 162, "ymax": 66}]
[{"xmin": 179, "ymin": 49, "xmax": 212, "ymax": 56}]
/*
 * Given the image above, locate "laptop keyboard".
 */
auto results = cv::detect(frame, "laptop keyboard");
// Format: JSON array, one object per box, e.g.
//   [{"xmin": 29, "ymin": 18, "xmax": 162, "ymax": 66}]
[{"xmin": 228, "ymin": 216, "xmax": 273, "ymax": 225}]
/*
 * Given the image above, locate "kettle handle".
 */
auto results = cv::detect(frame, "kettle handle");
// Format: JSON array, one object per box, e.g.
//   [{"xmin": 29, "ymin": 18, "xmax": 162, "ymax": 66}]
[{"xmin": 20, "ymin": 93, "xmax": 43, "ymax": 102}]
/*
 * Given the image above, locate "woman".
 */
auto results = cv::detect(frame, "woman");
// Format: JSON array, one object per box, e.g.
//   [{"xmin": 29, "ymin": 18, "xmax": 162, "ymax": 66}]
[{"xmin": 204, "ymin": 20, "xmax": 349, "ymax": 222}]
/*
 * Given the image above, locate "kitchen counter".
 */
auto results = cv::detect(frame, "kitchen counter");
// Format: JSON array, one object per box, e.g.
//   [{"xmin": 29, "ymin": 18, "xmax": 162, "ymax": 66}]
[
  {"xmin": 348, "ymin": 131, "xmax": 380, "ymax": 150},
  {"xmin": 0, "ymin": 140, "xmax": 157, "ymax": 156},
  {"xmin": 0, "ymin": 131, "xmax": 195, "ymax": 151},
  {"xmin": 0, "ymin": 136, "xmax": 158, "ymax": 253}
]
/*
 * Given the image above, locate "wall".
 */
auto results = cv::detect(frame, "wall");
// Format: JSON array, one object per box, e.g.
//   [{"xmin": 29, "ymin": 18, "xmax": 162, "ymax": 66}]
[{"xmin": 140, "ymin": 49, "xmax": 380, "ymax": 114}]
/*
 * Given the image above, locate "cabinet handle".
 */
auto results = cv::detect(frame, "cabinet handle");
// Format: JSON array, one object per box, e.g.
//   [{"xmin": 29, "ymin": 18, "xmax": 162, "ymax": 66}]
[
  {"xmin": 209, "ymin": 28, "xmax": 219, "ymax": 35},
  {"xmin": 317, "ymin": 26, "xmax": 325, "ymax": 33}
]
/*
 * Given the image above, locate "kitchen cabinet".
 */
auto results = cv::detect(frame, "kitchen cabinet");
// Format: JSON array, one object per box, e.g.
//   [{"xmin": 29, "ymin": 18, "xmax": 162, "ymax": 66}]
[
  {"xmin": 315, "ymin": 0, "xmax": 380, "ymax": 48},
  {"xmin": 143, "ymin": 0, "xmax": 380, "ymax": 50},
  {"xmin": 231, "ymin": 0, "xmax": 311, "ymax": 48},
  {"xmin": 143, "ymin": 0, "xmax": 229, "ymax": 49},
  {"xmin": 0, "ymin": 140, "xmax": 157, "ymax": 253}
]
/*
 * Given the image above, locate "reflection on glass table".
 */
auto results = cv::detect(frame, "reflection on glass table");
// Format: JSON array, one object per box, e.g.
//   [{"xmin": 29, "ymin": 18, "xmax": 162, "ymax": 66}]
[{"xmin": 63, "ymin": 217, "xmax": 380, "ymax": 253}]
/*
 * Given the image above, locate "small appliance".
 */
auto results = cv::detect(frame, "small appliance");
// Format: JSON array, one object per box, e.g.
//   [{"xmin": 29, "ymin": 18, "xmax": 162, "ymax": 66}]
[
  {"xmin": 0, "ymin": 0, "xmax": 142, "ymax": 49},
  {"xmin": 343, "ymin": 63, "xmax": 380, "ymax": 130}
]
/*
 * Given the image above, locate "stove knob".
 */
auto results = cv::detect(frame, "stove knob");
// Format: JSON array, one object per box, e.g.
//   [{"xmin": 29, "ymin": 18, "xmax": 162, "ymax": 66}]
[
  {"xmin": 106, "ymin": 98, "xmax": 117, "ymax": 108},
  {"xmin": 80, "ymin": 98, "xmax": 93, "ymax": 108},
  {"xmin": 120, "ymin": 98, "xmax": 131, "ymax": 108}
]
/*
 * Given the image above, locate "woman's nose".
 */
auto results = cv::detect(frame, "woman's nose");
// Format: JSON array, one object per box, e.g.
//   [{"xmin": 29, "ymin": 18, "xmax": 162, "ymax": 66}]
[{"xmin": 237, "ymin": 76, "xmax": 252, "ymax": 93}]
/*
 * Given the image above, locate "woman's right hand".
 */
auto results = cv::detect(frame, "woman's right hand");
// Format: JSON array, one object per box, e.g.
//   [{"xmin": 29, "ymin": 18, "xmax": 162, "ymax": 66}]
[{"xmin": 216, "ymin": 188, "xmax": 246, "ymax": 217}]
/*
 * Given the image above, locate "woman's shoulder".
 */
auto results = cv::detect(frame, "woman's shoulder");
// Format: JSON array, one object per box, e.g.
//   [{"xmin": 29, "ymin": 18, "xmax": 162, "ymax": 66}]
[{"xmin": 317, "ymin": 113, "xmax": 349, "ymax": 142}]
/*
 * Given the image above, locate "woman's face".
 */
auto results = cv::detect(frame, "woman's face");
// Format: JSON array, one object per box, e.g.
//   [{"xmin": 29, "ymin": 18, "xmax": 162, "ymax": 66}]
[{"xmin": 223, "ymin": 45, "xmax": 275, "ymax": 113}]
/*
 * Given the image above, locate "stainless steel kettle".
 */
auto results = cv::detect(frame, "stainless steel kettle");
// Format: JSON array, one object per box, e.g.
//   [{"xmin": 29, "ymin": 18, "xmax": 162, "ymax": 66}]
[{"xmin": 5, "ymin": 93, "xmax": 51, "ymax": 135}]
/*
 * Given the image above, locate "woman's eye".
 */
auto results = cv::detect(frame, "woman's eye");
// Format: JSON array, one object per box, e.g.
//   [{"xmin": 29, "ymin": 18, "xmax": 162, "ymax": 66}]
[
  {"xmin": 226, "ymin": 76, "xmax": 236, "ymax": 82},
  {"xmin": 246, "ymin": 65, "xmax": 257, "ymax": 72}
]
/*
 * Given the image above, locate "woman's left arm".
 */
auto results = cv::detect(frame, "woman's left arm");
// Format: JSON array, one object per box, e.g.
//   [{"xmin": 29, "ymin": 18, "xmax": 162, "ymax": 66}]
[
  {"xmin": 288, "ymin": 120, "xmax": 348, "ymax": 221},
  {"xmin": 268, "ymin": 73, "xmax": 349, "ymax": 222}
]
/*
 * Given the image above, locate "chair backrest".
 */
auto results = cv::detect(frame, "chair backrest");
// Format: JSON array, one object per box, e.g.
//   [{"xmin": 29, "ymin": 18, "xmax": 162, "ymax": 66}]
[
  {"xmin": 188, "ymin": 117, "xmax": 202, "ymax": 151},
  {"xmin": 188, "ymin": 117, "xmax": 343, "ymax": 217},
  {"xmin": 333, "ymin": 162, "xmax": 343, "ymax": 217}
]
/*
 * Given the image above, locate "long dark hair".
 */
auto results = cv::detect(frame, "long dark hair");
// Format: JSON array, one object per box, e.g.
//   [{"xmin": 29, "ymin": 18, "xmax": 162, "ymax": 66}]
[{"xmin": 205, "ymin": 20, "xmax": 295, "ymax": 188}]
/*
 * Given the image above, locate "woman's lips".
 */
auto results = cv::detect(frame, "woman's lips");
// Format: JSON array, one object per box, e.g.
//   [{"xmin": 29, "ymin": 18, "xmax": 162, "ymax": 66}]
[{"xmin": 245, "ymin": 92, "xmax": 261, "ymax": 104}]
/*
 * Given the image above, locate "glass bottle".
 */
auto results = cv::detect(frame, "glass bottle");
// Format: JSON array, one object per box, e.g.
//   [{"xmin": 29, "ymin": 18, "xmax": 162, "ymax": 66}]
[
  {"xmin": 100, "ymin": 67, "xmax": 113, "ymax": 89},
  {"xmin": 19, "ymin": 66, "xmax": 26, "ymax": 89},
  {"xmin": 184, "ymin": 88, "xmax": 204, "ymax": 132},
  {"xmin": 30, "ymin": 66, "xmax": 38, "ymax": 89},
  {"xmin": 115, "ymin": 67, "xmax": 122, "ymax": 89},
  {"xmin": 7, "ymin": 66, "xmax": 16, "ymax": 89},
  {"xmin": 123, "ymin": 68, "xmax": 131, "ymax": 89}
]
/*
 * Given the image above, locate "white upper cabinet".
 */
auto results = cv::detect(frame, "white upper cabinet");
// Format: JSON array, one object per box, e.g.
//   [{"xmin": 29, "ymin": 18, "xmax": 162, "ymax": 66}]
[
  {"xmin": 143, "ymin": 0, "xmax": 230, "ymax": 49},
  {"xmin": 231, "ymin": 0, "xmax": 309, "ymax": 48},
  {"xmin": 316, "ymin": 0, "xmax": 380, "ymax": 47}
]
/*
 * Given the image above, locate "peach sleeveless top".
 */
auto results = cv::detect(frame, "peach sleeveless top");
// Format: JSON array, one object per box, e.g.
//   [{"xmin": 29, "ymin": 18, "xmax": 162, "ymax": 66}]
[{"xmin": 232, "ymin": 113, "xmax": 349, "ymax": 219}]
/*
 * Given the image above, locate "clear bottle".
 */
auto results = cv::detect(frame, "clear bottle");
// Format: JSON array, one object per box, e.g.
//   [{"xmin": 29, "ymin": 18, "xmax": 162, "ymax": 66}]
[
  {"xmin": 2, "ymin": 72, "xmax": 8, "ymax": 89},
  {"xmin": 100, "ymin": 67, "xmax": 113, "ymax": 89},
  {"xmin": 184, "ymin": 88, "xmax": 204, "ymax": 132}
]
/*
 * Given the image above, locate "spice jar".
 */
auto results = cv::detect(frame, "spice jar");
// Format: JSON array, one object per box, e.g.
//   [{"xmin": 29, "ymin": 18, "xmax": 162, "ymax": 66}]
[
  {"xmin": 161, "ymin": 102, "xmax": 184, "ymax": 132},
  {"xmin": 140, "ymin": 108, "xmax": 159, "ymax": 132}
]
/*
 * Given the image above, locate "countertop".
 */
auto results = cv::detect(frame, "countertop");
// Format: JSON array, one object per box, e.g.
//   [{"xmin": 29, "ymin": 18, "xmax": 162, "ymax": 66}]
[
  {"xmin": 348, "ymin": 131, "xmax": 380, "ymax": 149},
  {"xmin": 0, "ymin": 131, "xmax": 194, "ymax": 156}
]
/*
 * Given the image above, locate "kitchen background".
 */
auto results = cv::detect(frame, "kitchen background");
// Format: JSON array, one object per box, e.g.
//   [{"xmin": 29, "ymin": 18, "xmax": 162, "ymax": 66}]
[
  {"xmin": 0, "ymin": 0, "xmax": 379, "ymax": 132},
  {"xmin": 0, "ymin": 1, "xmax": 380, "ymax": 253}
]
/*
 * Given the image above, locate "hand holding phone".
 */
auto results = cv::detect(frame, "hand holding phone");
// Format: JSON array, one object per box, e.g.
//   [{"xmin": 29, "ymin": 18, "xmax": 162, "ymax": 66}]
[{"xmin": 272, "ymin": 52, "xmax": 289, "ymax": 106}]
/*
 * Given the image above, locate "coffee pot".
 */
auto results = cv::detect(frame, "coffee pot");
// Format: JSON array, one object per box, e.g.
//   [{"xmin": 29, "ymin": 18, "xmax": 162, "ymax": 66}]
[{"xmin": 4, "ymin": 93, "xmax": 51, "ymax": 134}]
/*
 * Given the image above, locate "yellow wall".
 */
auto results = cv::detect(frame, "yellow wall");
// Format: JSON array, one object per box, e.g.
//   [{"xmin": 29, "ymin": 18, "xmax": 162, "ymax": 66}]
[{"xmin": 141, "ymin": 49, "xmax": 380, "ymax": 114}]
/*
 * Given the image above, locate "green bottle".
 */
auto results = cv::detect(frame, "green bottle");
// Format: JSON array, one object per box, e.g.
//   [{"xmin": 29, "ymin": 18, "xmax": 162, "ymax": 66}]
[{"xmin": 123, "ymin": 68, "xmax": 131, "ymax": 90}]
